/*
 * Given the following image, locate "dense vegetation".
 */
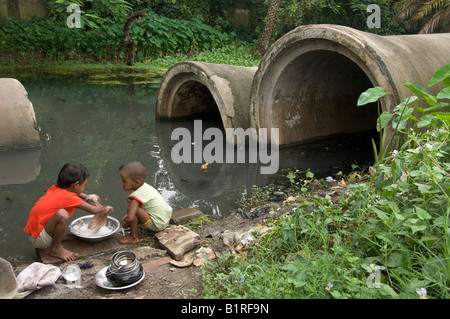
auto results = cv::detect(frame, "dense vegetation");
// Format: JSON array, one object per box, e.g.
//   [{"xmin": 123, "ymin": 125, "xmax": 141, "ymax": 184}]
[
  {"xmin": 199, "ymin": 64, "xmax": 450, "ymax": 299},
  {"xmin": 2, "ymin": 0, "xmax": 445, "ymax": 66}
]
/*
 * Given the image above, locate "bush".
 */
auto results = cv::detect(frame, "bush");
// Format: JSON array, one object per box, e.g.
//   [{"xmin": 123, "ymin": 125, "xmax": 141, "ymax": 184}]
[
  {"xmin": 130, "ymin": 9, "xmax": 231, "ymax": 59},
  {"xmin": 200, "ymin": 64, "xmax": 450, "ymax": 299},
  {"xmin": 0, "ymin": 8, "xmax": 232, "ymax": 63}
]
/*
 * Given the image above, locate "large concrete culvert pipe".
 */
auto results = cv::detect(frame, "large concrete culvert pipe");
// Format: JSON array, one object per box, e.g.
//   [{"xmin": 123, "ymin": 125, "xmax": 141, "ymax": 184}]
[
  {"xmin": 0, "ymin": 78, "xmax": 40, "ymax": 151},
  {"xmin": 0, "ymin": 78, "xmax": 41, "ymax": 185},
  {"xmin": 250, "ymin": 24, "xmax": 450, "ymax": 146},
  {"xmin": 156, "ymin": 61, "xmax": 257, "ymax": 131}
]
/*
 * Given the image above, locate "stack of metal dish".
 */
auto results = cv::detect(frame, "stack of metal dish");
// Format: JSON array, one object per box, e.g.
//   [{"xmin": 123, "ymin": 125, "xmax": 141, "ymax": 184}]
[{"xmin": 105, "ymin": 251, "xmax": 144, "ymax": 287}]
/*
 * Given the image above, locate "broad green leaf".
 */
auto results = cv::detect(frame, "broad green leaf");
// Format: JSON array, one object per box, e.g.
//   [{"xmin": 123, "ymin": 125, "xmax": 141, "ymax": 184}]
[
  {"xmin": 330, "ymin": 290, "xmax": 344, "ymax": 299},
  {"xmin": 403, "ymin": 82, "xmax": 437, "ymax": 105},
  {"xmin": 386, "ymin": 201, "xmax": 400, "ymax": 214},
  {"xmin": 410, "ymin": 225, "xmax": 426, "ymax": 234},
  {"xmin": 391, "ymin": 114, "xmax": 410, "ymax": 131},
  {"xmin": 433, "ymin": 215, "xmax": 446, "ymax": 227},
  {"xmin": 424, "ymin": 102, "xmax": 449, "ymax": 112},
  {"xmin": 402, "ymin": 95, "xmax": 421, "ymax": 106},
  {"xmin": 415, "ymin": 207, "xmax": 432, "ymax": 220},
  {"xmin": 376, "ymin": 111, "xmax": 393, "ymax": 131},
  {"xmin": 371, "ymin": 207, "xmax": 389, "ymax": 222},
  {"xmin": 287, "ymin": 278, "xmax": 306, "ymax": 288},
  {"xmin": 414, "ymin": 183, "xmax": 432, "ymax": 194},
  {"xmin": 281, "ymin": 263, "xmax": 300, "ymax": 272},
  {"xmin": 306, "ymin": 171, "xmax": 314, "ymax": 179},
  {"xmin": 379, "ymin": 283, "xmax": 399, "ymax": 299},
  {"xmin": 357, "ymin": 87, "xmax": 391, "ymax": 106},
  {"xmin": 437, "ymin": 87, "xmax": 450, "ymax": 100},
  {"xmin": 433, "ymin": 112, "xmax": 450, "ymax": 123},
  {"xmin": 386, "ymin": 253, "xmax": 402, "ymax": 267},
  {"xmin": 417, "ymin": 114, "xmax": 435, "ymax": 128},
  {"xmin": 428, "ymin": 64, "xmax": 450, "ymax": 87}
]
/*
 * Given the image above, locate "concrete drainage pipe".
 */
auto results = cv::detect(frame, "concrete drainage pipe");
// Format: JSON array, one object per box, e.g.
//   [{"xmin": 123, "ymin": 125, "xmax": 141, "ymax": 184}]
[
  {"xmin": 156, "ymin": 61, "xmax": 257, "ymax": 130},
  {"xmin": 249, "ymin": 24, "xmax": 450, "ymax": 146},
  {"xmin": 0, "ymin": 78, "xmax": 40, "ymax": 151}
]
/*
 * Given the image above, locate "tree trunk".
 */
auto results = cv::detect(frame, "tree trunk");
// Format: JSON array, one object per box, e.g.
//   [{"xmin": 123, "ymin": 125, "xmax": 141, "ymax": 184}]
[
  {"xmin": 7, "ymin": 0, "xmax": 20, "ymax": 18},
  {"xmin": 257, "ymin": 0, "xmax": 282, "ymax": 57},
  {"xmin": 124, "ymin": 11, "xmax": 147, "ymax": 66}
]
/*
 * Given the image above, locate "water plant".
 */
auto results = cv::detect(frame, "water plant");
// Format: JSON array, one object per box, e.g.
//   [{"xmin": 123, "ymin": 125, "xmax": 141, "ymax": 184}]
[{"xmin": 199, "ymin": 64, "xmax": 450, "ymax": 299}]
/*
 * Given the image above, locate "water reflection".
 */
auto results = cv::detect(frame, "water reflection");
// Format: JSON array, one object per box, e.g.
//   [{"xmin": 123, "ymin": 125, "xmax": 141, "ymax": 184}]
[
  {"xmin": 156, "ymin": 118, "xmax": 270, "ymax": 200},
  {"xmin": 0, "ymin": 147, "xmax": 41, "ymax": 186}
]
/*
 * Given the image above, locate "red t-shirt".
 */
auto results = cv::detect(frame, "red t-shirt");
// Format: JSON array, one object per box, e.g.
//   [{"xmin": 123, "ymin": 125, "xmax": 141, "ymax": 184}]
[{"xmin": 24, "ymin": 184, "xmax": 85, "ymax": 238}]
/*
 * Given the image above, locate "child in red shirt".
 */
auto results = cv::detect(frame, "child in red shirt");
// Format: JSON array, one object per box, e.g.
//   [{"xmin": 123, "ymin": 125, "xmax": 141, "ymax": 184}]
[{"xmin": 24, "ymin": 162, "xmax": 113, "ymax": 262}]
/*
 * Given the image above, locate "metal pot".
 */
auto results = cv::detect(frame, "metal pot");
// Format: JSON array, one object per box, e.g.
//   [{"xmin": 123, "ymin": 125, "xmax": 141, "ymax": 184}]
[{"xmin": 105, "ymin": 251, "xmax": 143, "ymax": 286}]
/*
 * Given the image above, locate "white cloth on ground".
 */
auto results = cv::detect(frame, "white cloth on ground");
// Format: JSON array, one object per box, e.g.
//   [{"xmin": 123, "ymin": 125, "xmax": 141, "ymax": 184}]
[{"xmin": 15, "ymin": 262, "xmax": 61, "ymax": 298}]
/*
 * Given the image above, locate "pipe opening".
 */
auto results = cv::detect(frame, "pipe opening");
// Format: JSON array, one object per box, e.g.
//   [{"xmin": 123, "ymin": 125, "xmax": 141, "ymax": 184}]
[
  {"xmin": 169, "ymin": 80, "xmax": 222, "ymax": 123},
  {"xmin": 267, "ymin": 50, "xmax": 379, "ymax": 147}
]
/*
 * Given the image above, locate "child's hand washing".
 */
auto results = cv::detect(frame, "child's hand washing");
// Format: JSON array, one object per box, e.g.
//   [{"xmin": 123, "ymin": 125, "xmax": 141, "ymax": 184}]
[{"xmin": 85, "ymin": 194, "xmax": 100, "ymax": 205}]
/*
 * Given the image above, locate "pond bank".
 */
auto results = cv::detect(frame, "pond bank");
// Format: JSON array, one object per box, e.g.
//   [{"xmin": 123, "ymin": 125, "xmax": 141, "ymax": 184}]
[
  {"xmin": 10, "ymin": 171, "xmax": 355, "ymax": 299},
  {"xmin": 0, "ymin": 63, "xmax": 168, "ymax": 84}
]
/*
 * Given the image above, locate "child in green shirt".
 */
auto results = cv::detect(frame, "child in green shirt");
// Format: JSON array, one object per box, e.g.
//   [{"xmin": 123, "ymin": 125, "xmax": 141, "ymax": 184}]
[{"xmin": 118, "ymin": 161, "xmax": 172, "ymax": 244}]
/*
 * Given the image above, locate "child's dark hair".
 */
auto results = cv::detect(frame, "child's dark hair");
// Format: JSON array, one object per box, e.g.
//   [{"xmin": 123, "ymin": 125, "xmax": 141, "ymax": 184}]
[
  {"xmin": 57, "ymin": 162, "xmax": 90, "ymax": 189},
  {"xmin": 120, "ymin": 161, "xmax": 147, "ymax": 181}
]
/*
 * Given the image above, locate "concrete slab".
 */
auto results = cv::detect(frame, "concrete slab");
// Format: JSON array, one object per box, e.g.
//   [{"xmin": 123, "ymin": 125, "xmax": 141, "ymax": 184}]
[
  {"xmin": 36, "ymin": 234, "xmax": 121, "ymax": 264},
  {"xmin": 155, "ymin": 225, "xmax": 200, "ymax": 261},
  {"xmin": 170, "ymin": 208, "xmax": 203, "ymax": 225}
]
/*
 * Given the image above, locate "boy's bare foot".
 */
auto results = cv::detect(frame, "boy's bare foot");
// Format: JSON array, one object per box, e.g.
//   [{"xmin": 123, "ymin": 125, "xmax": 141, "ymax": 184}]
[
  {"xmin": 49, "ymin": 246, "xmax": 78, "ymax": 262},
  {"xmin": 117, "ymin": 235, "xmax": 139, "ymax": 244}
]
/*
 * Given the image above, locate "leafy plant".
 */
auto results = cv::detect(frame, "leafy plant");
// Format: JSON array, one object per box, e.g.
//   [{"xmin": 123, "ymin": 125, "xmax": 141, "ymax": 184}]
[
  {"xmin": 284, "ymin": 168, "xmax": 315, "ymax": 192},
  {"xmin": 130, "ymin": 9, "xmax": 231, "ymax": 58},
  {"xmin": 357, "ymin": 64, "xmax": 450, "ymax": 165},
  {"xmin": 200, "ymin": 65, "xmax": 450, "ymax": 299},
  {"xmin": 236, "ymin": 185, "xmax": 271, "ymax": 211},
  {"xmin": 0, "ymin": 5, "xmax": 233, "ymax": 64}
]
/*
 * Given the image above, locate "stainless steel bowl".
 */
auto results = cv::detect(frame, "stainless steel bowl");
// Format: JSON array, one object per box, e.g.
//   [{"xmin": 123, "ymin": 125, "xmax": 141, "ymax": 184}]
[{"xmin": 69, "ymin": 215, "xmax": 120, "ymax": 242}]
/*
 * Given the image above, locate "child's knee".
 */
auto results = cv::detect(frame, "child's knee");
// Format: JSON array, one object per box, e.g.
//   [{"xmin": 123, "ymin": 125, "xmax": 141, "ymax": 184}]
[{"xmin": 55, "ymin": 209, "xmax": 69, "ymax": 222}]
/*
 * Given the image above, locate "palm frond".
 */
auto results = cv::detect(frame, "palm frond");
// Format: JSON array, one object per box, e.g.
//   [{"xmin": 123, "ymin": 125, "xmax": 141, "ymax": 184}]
[
  {"xmin": 414, "ymin": 0, "xmax": 445, "ymax": 20},
  {"xmin": 419, "ymin": 7, "xmax": 450, "ymax": 32},
  {"xmin": 395, "ymin": 0, "xmax": 424, "ymax": 21}
]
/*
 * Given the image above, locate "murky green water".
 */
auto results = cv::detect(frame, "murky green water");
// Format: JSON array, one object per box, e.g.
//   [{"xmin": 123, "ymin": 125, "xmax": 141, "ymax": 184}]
[{"xmin": 0, "ymin": 67, "xmax": 375, "ymax": 266}]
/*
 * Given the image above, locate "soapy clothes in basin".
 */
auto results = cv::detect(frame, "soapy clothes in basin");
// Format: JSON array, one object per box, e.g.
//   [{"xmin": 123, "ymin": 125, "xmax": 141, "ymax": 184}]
[{"xmin": 71, "ymin": 221, "xmax": 114, "ymax": 237}]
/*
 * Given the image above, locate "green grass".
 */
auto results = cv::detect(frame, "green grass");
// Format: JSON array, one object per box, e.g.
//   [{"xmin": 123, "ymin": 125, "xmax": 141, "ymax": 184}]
[{"xmin": 144, "ymin": 44, "xmax": 260, "ymax": 68}]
